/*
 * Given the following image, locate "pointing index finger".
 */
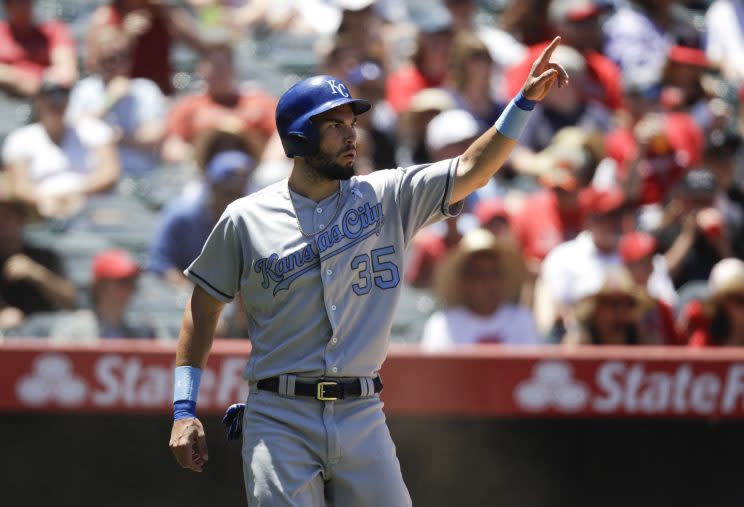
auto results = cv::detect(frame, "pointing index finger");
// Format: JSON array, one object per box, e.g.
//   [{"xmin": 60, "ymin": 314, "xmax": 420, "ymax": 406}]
[{"xmin": 534, "ymin": 36, "xmax": 562, "ymax": 74}]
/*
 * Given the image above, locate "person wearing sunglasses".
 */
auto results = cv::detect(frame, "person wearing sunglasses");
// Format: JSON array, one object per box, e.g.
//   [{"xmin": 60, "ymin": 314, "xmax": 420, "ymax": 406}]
[{"xmin": 562, "ymin": 267, "xmax": 674, "ymax": 345}]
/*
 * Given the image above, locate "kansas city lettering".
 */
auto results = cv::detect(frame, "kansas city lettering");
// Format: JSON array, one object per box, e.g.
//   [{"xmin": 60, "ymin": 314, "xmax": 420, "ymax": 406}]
[{"xmin": 255, "ymin": 202, "xmax": 384, "ymax": 292}]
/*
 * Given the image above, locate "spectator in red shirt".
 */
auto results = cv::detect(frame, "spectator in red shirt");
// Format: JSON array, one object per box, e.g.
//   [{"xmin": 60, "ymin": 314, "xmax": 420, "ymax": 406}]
[
  {"xmin": 604, "ymin": 81, "xmax": 704, "ymax": 207},
  {"xmin": 682, "ymin": 258, "xmax": 744, "ymax": 347},
  {"xmin": 87, "ymin": 0, "xmax": 210, "ymax": 95},
  {"xmin": 0, "ymin": 0, "xmax": 77, "ymax": 97},
  {"xmin": 162, "ymin": 43, "xmax": 277, "ymax": 164},
  {"xmin": 512, "ymin": 129, "xmax": 597, "ymax": 265},
  {"xmin": 504, "ymin": 0, "xmax": 622, "ymax": 111},
  {"xmin": 385, "ymin": 7, "xmax": 454, "ymax": 113}
]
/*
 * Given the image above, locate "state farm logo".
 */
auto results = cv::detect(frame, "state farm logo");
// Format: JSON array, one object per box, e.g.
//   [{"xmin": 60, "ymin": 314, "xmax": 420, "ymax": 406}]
[
  {"xmin": 16, "ymin": 354, "xmax": 88, "ymax": 406},
  {"xmin": 13, "ymin": 352, "xmax": 249, "ymax": 410},
  {"xmin": 514, "ymin": 360, "xmax": 744, "ymax": 416},
  {"xmin": 515, "ymin": 361, "xmax": 590, "ymax": 412}
]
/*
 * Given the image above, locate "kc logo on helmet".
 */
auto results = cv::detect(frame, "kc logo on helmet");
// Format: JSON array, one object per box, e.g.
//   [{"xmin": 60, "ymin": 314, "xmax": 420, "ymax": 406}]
[{"xmin": 326, "ymin": 80, "xmax": 349, "ymax": 98}]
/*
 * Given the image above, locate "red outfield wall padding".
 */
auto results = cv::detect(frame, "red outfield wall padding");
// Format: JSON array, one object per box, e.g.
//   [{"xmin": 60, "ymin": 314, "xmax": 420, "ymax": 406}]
[{"xmin": 2, "ymin": 340, "xmax": 744, "ymax": 418}]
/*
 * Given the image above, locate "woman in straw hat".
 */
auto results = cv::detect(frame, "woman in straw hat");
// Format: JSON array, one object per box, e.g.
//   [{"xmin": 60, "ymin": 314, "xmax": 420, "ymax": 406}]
[
  {"xmin": 421, "ymin": 228, "xmax": 539, "ymax": 349},
  {"xmin": 681, "ymin": 258, "xmax": 744, "ymax": 347},
  {"xmin": 562, "ymin": 266, "xmax": 674, "ymax": 346}
]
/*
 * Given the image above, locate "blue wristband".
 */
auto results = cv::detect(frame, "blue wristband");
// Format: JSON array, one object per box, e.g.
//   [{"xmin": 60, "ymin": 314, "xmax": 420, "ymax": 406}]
[
  {"xmin": 173, "ymin": 366, "xmax": 202, "ymax": 420},
  {"xmin": 494, "ymin": 94, "xmax": 535, "ymax": 140},
  {"xmin": 514, "ymin": 90, "xmax": 537, "ymax": 111},
  {"xmin": 174, "ymin": 400, "xmax": 197, "ymax": 420}
]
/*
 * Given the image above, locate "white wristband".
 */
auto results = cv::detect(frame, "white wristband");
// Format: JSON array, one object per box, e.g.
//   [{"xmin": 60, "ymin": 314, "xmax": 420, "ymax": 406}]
[{"xmin": 173, "ymin": 366, "xmax": 202, "ymax": 403}]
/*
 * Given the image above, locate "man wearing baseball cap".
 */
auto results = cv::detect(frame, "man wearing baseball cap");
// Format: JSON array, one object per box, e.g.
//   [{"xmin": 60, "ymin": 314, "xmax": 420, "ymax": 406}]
[
  {"xmin": 51, "ymin": 248, "xmax": 154, "ymax": 340},
  {"xmin": 619, "ymin": 231, "xmax": 677, "ymax": 307},
  {"xmin": 148, "ymin": 150, "xmax": 254, "ymax": 286}
]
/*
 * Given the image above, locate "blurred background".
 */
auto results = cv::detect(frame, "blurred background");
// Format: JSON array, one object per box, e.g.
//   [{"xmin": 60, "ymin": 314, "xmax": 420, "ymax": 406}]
[{"xmin": 3, "ymin": 0, "xmax": 744, "ymax": 505}]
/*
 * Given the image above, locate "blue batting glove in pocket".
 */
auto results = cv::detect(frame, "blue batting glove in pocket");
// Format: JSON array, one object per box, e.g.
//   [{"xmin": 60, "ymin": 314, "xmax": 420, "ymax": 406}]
[{"xmin": 221, "ymin": 403, "xmax": 245, "ymax": 440}]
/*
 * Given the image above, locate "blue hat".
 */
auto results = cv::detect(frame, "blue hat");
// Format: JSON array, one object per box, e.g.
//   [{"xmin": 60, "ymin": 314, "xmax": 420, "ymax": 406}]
[{"xmin": 205, "ymin": 151, "xmax": 254, "ymax": 184}]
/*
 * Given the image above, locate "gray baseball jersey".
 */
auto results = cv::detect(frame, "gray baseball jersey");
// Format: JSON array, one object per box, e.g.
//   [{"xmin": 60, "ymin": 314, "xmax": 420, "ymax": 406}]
[{"xmin": 184, "ymin": 157, "xmax": 462, "ymax": 381}]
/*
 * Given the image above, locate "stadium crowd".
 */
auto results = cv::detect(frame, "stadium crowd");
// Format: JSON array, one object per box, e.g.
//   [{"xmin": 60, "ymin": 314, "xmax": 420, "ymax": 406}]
[{"xmin": 2, "ymin": 0, "xmax": 744, "ymax": 348}]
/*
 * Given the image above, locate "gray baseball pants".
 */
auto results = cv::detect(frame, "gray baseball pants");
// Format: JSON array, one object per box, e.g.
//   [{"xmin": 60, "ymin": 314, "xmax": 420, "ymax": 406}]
[{"xmin": 242, "ymin": 377, "xmax": 412, "ymax": 506}]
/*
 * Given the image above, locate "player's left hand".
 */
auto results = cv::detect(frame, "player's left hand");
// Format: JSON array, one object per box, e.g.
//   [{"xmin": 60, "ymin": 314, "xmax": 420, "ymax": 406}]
[
  {"xmin": 169, "ymin": 417, "xmax": 209, "ymax": 472},
  {"xmin": 522, "ymin": 36, "xmax": 570, "ymax": 101}
]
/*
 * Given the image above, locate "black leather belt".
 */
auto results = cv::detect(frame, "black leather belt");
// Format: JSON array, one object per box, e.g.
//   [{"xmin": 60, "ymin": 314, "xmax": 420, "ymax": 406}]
[{"xmin": 257, "ymin": 376, "xmax": 383, "ymax": 401}]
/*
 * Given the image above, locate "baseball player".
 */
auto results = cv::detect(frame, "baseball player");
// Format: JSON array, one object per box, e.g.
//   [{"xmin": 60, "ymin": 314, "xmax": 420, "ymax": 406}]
[{"xmin": 169, "ymin": 37, "xmax": 568, "ymax": 506}]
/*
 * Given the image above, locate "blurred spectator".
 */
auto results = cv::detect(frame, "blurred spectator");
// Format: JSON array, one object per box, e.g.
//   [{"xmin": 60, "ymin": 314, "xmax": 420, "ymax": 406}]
[
  {"xmin": 537, "ymin": 187, "xmax": 627, "ymax": 336},
  {"xmin": 619, "ymin": 231, "xmax": 677, "ymax": 306},
  {"xmin": 603, "ymin": 0, "xmax": 700, "ymax": 79},
  {"xmin": 510, "ymin": 45, "xmax": 612, "ymax": 175},
  {"xmin": 320, "ymin": 35, "xmax": 364, "ymax": 83},
  {"xmin": 66, "ymin": 27, "xmax": 166, "ymax": 178},
  {"xmin": 704, "ymin": 128, "xmax": 744, "ymax": 257},
  {"xmin": 425, "ymin": 108, "xmax": 479, "ymax": 163},
  {"xmin": 562, "ymin": 267, "xmax": 677, "ymax": 345},
  {"xmin": 473, "ymin": 198, "xmax": 514, "ymax": 244},
  {"xmin": 51, "ymin": 249, "xmax": 155, "ymax": 340},
  {"xmin": 0, "ymin": 0, "xmax": 78, "ymax": 97},
  {"xmin": 705, "ymin": 0, "xmax": 744, "ymax": 84},
  {"xmin": 661, "ymin": 45, "xmax": 720, "ymax": 130},
  {"xmin": 421, "ymin": 228, "xmax": 538, "ymax": 349},
  {"xmin": 682, "ymin": 258, "xmax": 744, "ymax": 346},
  {"xmin": 2, "ymin": 79, "xmax": 121, "ymax": 218},
  {"xmin": 443, "ymin": 0, "xmax": 474, "ymax": 32},
  {"xmin": 396, "ymin": 88, "xmax": 455, "ymax": 166},
  {"xmin": 448, "ymin": 30, "xmax": 505, "ymax": 132},
  {"xmin": 603, "ymin": 82, "xmax": 703, "ymax": 207},
  {"xmin": 511, "ymin": 128, "xmax": 600, "ymax": 265},
  {"xmin": 336, "ymin": 0, "xmax": 385, "ymax": 64},
  {"xmin": 498, "ymin": 0, "xmax": 553, "ymax": 46},
  {"xmin": 0, "ymin": 176, "xmax": 76, "ymax": 331},
  {"xmin": 162, "ymin": 43, "xmax": 277, "ymax": 164},
  {"xmin": 87, "ymin": 0, "xmax": 211, "ymax": 95},
  {"xmin": 656, "ymin": 169, "xmax": 732, "ymax": 289},
  {"xmin": 386, "ymin": 6, "xmax": 454, "ymax": 113},
  {"xmin": 406, "ymin": 216, "xmax": 463, "ymax": 289},
  {"xmin": 148, "ymin": 150, "xmax": 253, "ymax": 286},
  {"xmin": 505, "ymin": 0, "xmax": 623, "ymax": 111},
  {"xmin": 346, "ymin": 61, "xmax": 397, "ymax": 171}
]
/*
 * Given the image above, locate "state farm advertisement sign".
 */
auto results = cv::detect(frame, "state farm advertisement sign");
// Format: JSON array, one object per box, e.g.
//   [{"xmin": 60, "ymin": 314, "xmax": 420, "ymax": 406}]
[
  {"xmin": 0, "ymin": 342, "xmax": 250, "ymax": 413},
  {"xmin": 4, "ymin": 341, "xmax": 744, "ymax": 419},
  {"xmin": 514, "ymin": 360, "xmax": 744, "ymax": 417}
]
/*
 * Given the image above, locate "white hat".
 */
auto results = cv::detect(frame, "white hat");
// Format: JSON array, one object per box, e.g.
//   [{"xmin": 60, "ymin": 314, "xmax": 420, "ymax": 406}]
[
  {"xmin": 426, "ymin": 109, "xmax": 480, "ymax": 153},
  {"xmin": 709, "ymin": 258, "xmax": 744, "ymax": 299},
  {"xmin": 335, "ymin": 0, "xmax": 375, "ymax": 11}
]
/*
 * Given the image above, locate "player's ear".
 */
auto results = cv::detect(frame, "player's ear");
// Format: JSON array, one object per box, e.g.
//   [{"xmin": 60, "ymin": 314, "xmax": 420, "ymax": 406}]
[{"xmin": 285, "ymin": 133, "xmax": 310, "ymax": 157}]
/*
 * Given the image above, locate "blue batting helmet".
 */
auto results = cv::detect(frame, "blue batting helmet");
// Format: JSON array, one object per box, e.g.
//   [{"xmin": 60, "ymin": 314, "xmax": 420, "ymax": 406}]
[{"xmin": 276, "ymin": 75, "xmax": 371, "ymax": 158}]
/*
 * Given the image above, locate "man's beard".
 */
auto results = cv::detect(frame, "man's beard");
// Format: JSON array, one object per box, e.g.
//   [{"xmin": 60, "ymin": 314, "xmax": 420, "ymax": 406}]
[{"xmin": 305, "ymin": 150, "xmax": 355, "ymax": 181}]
